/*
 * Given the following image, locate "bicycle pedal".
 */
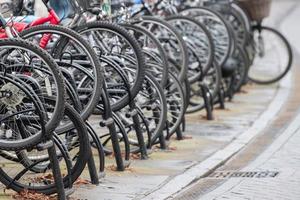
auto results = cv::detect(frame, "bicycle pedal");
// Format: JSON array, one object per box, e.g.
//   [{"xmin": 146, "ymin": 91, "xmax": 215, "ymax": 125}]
[
  {"xmin": 36, "ymin": 140, "xmax": 54, "ymax": 151},
  {"xmin": 65, "ymin": 187, "xmax": 75, "ymax": 196},
  {"xmin": 99, "ymin": 118, "xmax": 114, "ymax": 127}
]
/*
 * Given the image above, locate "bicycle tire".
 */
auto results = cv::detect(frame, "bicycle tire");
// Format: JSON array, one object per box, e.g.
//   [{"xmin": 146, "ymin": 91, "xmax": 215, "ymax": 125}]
[
  {"xmin": 180, "ymin": 7, "xmax": 232, "ymax": 67},
  {"xmin": 248, "ymin": 26, "xmax": 293, "ymax": 84},
  {"xmin": 165, "ymin": 15, "xmax": 214, "ymax": 82},
  {"xmin": 0, "ymin": 38, "xmax": 65, "ymax": 150},
  {"xmin": 74, "ymin": 21, "xmax": 146, "ymax": 111},
  {"xmin": 136, "ymin": 16, "xmax": 189, "ymax": 83},
  {"xmin": 18, "ymin": 24, "xmax": 104, "ymax": 121},
  {"xmin": 0, "ymin": 103, "xmax": 90, "ymax": 195},
  {"xmin": 121, "ymin": 23, "xmax": 169, "ymax": 88}
]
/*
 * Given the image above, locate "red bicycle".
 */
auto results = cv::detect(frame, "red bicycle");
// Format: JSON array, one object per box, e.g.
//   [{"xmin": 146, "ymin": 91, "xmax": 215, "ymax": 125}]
[{"xmin": 0, "ymin": 0, "xmax": 61, "ymax": 47}]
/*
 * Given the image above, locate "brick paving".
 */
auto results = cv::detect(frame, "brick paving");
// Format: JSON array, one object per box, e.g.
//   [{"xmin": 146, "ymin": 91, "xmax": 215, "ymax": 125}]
[
  {"xmin": 172, "ymin": 2, "xmax": 300, "ymax": 199},
  {"xmin": 70, "ymin": 85, "xmax": 278, "ymax": 200},
  {"xmin": 78, "ymin": 1, "xmax": 299, "ymax": 199},
  {"xmin": 0, "ymin": 1, "xmax": 298, "ymax": 200},
  {"xmin": 200, "ymin": 114, "xmax": 300, "ymax": 200},
  {"xmin": 0, "ymin": 73, "xmax": 279, "ymax": 200}
]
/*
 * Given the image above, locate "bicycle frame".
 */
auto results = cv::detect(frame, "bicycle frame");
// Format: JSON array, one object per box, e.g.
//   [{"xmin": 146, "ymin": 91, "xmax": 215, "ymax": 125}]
[
  {"xmin": 29, "ymin": 9, "xmax": 60, "ymax": 26},
  {"xmin": 0, "ymin": 1, "xmax": 60, "ymax": 48}
]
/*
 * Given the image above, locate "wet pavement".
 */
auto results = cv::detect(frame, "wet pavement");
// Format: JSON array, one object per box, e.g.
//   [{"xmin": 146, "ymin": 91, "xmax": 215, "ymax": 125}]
[
  {"xmin": 71, "ymin": 83, "xmax": 279, "ymax": 200},
  {"xmin": 171, "ymin": 1, "xmax": 300, "ymax": 199},
  {"xmin": 198, "ymin": 109, "xmax": 300, "ymax": 200},
  {"xmin": 0, "ymin": 1, "xmax": 299, "ymax": 200},
  {"xmin": 70, "ymin": 1, "xmax": 300, "ymax": 200}
]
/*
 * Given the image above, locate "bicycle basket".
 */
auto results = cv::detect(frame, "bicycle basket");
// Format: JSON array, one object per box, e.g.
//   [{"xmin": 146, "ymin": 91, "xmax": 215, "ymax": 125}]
[{"xmin": 237, "ymin": 0, "xmax": 272, "ymax": 21}]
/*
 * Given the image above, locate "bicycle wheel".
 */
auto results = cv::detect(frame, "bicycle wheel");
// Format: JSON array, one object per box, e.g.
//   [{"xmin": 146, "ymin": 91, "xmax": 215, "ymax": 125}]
[
  {"xmin": 0, "ymin": 74, "xmax": 47, "ymax": 150},
  {"xmin": 0, "ymin": 38, "xmax": 65, "ymax": 148},
  {"xmin": 18, "ymin": 24, "xmax": 104, "ymax": 121},
  {"xmin": 121, "ymin": 23, "xmax": 169, "ymax": 87},
  {"xmin": 161, "ymin": 72, "xmax": 186, "ymax": 141},
  {"xmin": 180, "ymin": 7, "xmax": 232, "ymax": 67},
  {"xmin": 98, "ymin": 110, "xmax": 131, "ymax": 163},
  {"xmin": 131, "ymin": 72, "xmax": 167, "ymax": 148},
  {"xmin": 209, "ymin": 3, "xmax": 250, "ymax": 47},
  {"xmin": 230, "ymin": 46, "xmax": 250, "ymax": 92},
  {"xmin": 0, "ymin": 103, "xmax": 90, "ymax": 195},
  {"xmin": 248, "ymin": 26, "xmax": 293, "ymax": 84},
  {"xmin": 98, "ymin": 56, "xmax": 142, "ymax": 112},
  {"xmin": 165, "ymin": 15, "xmax": 214, "ymax": 82},
  {"xmin": 74, "ymin": 21, "xmax": 146, "ymax": 111},
  {"xmin": 136, "ymin": 16, "xmax": 189, "ymax": 83},
  {"xmin": 168, "ymin": 59, "xmax": 191, "ymax": 109},
  {"xmin": 115, "ymin": 107, "xmax": 150, "ymax": 154},
  {"xmin": 187, "ymin": 61, "xmax": 222, "ymax": 113}
]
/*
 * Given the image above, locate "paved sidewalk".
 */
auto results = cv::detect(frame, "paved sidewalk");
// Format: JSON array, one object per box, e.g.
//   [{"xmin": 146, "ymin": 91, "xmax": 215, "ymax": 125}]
[
  {"xmin": 71, "ymin": 83, "xmax": 278, "ymax": 200},
  {"xmin": 200, "ymin": 112, "xmax": 300, "ymax": 200},
  {"xmin": 0, "ymin": 1, "xmax": 297, "ymax": 200},
  {"xmin": 63, "ymin": 1, "xmax": 300, "ymax": 200}
]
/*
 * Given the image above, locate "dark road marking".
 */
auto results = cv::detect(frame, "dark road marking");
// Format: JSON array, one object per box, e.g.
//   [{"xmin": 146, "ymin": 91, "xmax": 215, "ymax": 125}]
[{"xmin": 207, "ymin": 171, "xmax": 280, "ymax": 179}]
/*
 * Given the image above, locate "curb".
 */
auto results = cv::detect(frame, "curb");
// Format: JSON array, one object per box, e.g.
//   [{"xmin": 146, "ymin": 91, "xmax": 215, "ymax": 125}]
[
  {"xmin": 140, "ymin": 73, "xmax": 292, "ymax": 200},
  {"xmin": 201, "ymin": 79, "xmax": 300, "ymax": 200}
]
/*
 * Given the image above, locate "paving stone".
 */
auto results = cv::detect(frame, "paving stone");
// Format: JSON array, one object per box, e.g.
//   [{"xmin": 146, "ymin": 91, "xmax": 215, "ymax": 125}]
[
  {"xmin": 200, "ymin": 116, "xmax": 300, "ymax": 200},
  {"xmin": 0, "ymin": 1, "xmax": 297, "ymax": 200},
  {"xmin": 69, "ymin": 81, "xmax": 278, "ymax": 200}
]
